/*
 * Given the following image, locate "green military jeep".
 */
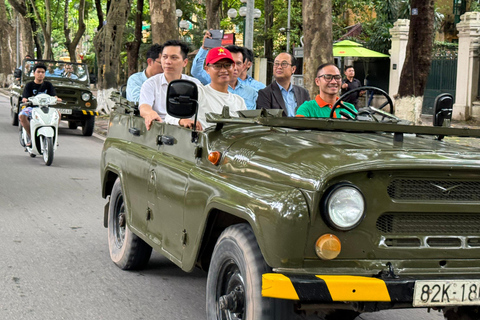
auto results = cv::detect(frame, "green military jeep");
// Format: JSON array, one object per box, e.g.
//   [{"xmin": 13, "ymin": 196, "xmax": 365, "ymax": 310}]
[
  {"xmin": 10, "ymin": 59, "xmax": 98, "ymax": 136},
  {"xmin": 100, "ymin": 81, "xmax": 480, "ymax": 320}
]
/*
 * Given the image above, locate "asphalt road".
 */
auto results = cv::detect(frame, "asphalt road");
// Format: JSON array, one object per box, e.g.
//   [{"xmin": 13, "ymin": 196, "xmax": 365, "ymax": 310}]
[{"xmin": 0, "ymin": 94, "xmax": 445, "ymax": 320}]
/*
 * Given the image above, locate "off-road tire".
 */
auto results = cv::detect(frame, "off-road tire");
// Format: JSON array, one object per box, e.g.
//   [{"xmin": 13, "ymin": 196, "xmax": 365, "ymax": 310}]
[
  {"xmin": 206, "ymin": 224, "xmax": 304, "ymax": 320},
  {"xmin": 108, "ymin": 178, "xmax": 152, "ymax": 270},
  {"xmin": 82, "ymin": 116, "xmax": 95, "ymax": 136}
]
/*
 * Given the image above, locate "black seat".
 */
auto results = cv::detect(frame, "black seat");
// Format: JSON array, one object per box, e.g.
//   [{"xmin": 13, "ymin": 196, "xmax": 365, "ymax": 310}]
[{"xmin": 433, "ymin": 93, "xmax": 453, "ymax": 127}]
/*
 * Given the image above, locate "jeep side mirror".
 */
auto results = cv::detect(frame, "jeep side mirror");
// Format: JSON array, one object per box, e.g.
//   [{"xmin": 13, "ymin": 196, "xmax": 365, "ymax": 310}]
[{"xmin": 166, "ymin": 80, "xmax": 198, "ymax": 119}]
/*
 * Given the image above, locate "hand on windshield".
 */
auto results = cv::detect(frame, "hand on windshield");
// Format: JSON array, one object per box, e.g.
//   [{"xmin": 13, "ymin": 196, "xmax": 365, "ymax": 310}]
[
  {"xmin": 179, "ymin": 119, "xmax": 202, "ymax": 131},
  {"xmin": 144, "ymin": 109, "xmax": 162, "ymax": 130}
]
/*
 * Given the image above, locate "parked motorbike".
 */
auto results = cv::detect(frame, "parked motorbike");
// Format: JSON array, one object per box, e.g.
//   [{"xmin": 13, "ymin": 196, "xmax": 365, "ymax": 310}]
[{"xmin": 19, "ymin": 94, "xmax": 62, "ymax": 166}]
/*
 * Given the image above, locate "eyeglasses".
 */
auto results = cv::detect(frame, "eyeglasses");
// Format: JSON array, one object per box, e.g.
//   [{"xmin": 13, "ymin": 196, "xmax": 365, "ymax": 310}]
[
  {"xmin": 208, "ymin": 63, "xmax": 233, "ymax": 70},
  {"xmin": 273, "ymin": 62, "xmax": 293, "ymax": 68},
  {"xmin": 317, "ymin": 74, "xmax": 342, "ymax": 81},
  {"xmin": 154, "ymin": 60, "xmax": 162, "ymax": 65}
]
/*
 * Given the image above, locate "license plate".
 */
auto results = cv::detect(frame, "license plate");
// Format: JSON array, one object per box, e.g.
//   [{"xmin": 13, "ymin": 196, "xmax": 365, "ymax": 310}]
[
  {"xmin": 56, "ymin": 108, "xmax": 72, "ymax": 114},
  {"xmin": 413, "ymin": 280, "xmax": 480, "ymax": 307}
]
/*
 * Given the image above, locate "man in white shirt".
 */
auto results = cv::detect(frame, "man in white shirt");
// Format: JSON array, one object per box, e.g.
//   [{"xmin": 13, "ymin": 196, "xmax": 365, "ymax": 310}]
[
  {"xmin": 139, "ymin": 40, "xmax": 202, "ymax": 130},
  {"xmin": 126, "ymin": 43, "xmax": 164, "ymax": 102},
  {"xmin": 167, "ymin": 47, "xmax": 246, "ymax": 130}
]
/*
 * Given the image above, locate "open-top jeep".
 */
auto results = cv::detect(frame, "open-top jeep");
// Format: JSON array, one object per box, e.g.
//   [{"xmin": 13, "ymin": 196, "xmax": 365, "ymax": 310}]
[
  {"xmin": 10, "ymin": 59, "xmax": 98, "ymax": 136},
  {"xmin": 100, "ymin": 82, "xmax": 480, "ymax": 319}
]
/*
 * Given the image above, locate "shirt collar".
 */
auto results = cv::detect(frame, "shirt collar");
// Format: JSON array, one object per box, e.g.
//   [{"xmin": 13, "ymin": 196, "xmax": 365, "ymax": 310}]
[
  {"xmin": 315, "ymin": 94, "xmax": 341, "ymax": 118},
  {"xmin": 276, "ymin": 81, "xmax": 293, "ymax": 93}
]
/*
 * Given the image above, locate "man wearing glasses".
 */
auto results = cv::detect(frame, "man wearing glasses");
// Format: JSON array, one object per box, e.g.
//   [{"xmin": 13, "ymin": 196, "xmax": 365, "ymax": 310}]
[
  {"xmin": 296, "ymin": 63, "xmax": 357, "ymax": 118},
  {"xmin": 256, "ymin": 52, "xmax": 310, "ymax": 116},
  {"xmin": 168, "ymin": 47, "xmax": 246, "ymax": 130},
  {"xmin": 126, "ymin": 43, "xmax": 164, "ymax": 102}
]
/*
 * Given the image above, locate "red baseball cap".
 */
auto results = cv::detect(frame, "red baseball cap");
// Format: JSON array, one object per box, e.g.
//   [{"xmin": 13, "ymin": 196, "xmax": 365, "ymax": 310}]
[{"xmin": 206, "ymin": 47, "xmax": 234, "ymax": 65}]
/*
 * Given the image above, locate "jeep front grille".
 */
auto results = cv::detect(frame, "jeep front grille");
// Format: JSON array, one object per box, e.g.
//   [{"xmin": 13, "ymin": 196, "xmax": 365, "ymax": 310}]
[
  {"xmin": 387, "ymin": 179, "xmax": 480, "ymax": 201},
  {"xmin": 376, "ymin": 213, "xmax": 480, "ymax": 234}
]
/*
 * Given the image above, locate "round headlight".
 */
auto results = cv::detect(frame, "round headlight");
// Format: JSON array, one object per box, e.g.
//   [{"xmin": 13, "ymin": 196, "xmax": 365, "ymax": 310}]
[
  {"xmin": 81, "ymin": 92, "xmax": 91, "ymax": 101},
  {"xmin": 323, "ymin": 184, "xmax": 365, "ymax": 230}
]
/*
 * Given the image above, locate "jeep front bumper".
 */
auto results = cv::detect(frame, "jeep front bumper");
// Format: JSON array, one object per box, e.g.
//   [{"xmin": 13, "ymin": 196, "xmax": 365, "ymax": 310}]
[
  {"xmin": 262, "ymin": 274, "xmax": 408, "ymax": 302},
  {"xmin": 262, "ymin": 273, "xmax": 480, "ymax": 306}
]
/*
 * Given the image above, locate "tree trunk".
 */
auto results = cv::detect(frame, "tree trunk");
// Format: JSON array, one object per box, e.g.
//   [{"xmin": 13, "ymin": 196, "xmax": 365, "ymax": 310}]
[
  {"xmin": 150, "ymin": 0, "xmax": 177, "ymax": 45},
  {"xmin": 303, "ymin": 0, "xmax": 333, "ymax": 98},
  {"xmin": 64, "ymin": 0, "xmax": 86, "ymax": 62},
  {"xmin": 205, "ymin": 0, "xmax": 221, "ymax": 30},
  {"xmin": 93, "ymin": 0, "xmax": 131, "ymax": 113},
  {"xmin": 397, "ymin": 0, "xmax": 435, "ymax": 97},
  {"xmin": 94, "ymin": 0, "xmax": 104, "ymax": 31},
  {"xmin": 7, "ymin": 0, "xmax": 34, "ymax": 62},
  {"xmin": 0, "ymin": 0, "xmax": 14, "ymax": 77},
  {"xmin": 125, "ymin": 0, "xmax": 143, "ymax": 77},
  {"xmin": 28, "ymin": 0, "xmax": 53, "ymax": 59},
  {"xmin": 264, "ymin": 0, "xmax": 274, "ymax": 83}
]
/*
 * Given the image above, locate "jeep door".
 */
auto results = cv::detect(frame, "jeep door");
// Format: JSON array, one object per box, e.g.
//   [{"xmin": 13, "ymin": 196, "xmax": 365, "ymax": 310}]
[
  {"xmin": 119, "ymin": 114, "xmax": 159, "ymax": 235},
  {"xmin": 147, "ymin": 124, "xmax": 197, "ymax": 264}
]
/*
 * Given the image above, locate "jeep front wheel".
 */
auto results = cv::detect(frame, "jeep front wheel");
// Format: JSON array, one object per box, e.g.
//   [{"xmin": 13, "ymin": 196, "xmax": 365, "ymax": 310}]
[
  {"xmin": 206, "ymin": 223, "xmax": 276, "ymax": 320},
  {"xmin": 82, "ymin": 116, "xmax": 95, "ymax": 136},
  {"xmin": 108, "ymin": 178, "xmax": 152, "ymax": 270}
]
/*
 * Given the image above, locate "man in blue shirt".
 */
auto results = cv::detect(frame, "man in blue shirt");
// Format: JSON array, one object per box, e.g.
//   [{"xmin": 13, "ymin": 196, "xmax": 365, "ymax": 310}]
[
  {"xmin": 238, "ymin": 47, "xmax": 266, "ymax": 91},
  {"xmin": 191, "ymin": 32, "xmax": 265, "ymax": 91},
  {"xmin": 227, "ymin": 46, "xmax": 258, "ymax": 110},
  {"xmin": 126, "ymin": 43, "xmax": 164, "ymax": 102}
]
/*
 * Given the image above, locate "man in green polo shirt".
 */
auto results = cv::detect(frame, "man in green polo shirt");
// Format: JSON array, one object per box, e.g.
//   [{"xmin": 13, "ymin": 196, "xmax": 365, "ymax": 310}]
[{"xmin": 296, "ymin": 63, "xmax": 357, "ymax": 118}]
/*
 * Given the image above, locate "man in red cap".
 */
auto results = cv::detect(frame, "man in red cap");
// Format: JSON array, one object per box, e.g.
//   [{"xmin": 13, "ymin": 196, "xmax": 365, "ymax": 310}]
[{"xmin": 166, "ymin": 47, "xmax": 246, "ymax": 130}]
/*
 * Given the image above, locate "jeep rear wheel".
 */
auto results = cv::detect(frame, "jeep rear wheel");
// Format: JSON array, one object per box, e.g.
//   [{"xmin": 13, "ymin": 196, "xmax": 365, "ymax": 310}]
[
  {"xmin": 82, "ymin": 116, "xmax": 95, "ymax": 136},
  {"xmin": 108, "ymin": 178, "xmax": 152, "ymax": 270}
]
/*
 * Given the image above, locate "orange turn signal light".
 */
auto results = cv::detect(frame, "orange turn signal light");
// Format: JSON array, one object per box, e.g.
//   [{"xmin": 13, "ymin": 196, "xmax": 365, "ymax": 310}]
[
  {"xmin": 208, "ymin": 151, "xmax": 222, "ymax": 165},
  {"xmin": 315, "ymin": 234, "xmax": 341, "ymax": 260},
  {"xmin": 85, "ymin": 102, "xmax": 91, "ymax": 107}
]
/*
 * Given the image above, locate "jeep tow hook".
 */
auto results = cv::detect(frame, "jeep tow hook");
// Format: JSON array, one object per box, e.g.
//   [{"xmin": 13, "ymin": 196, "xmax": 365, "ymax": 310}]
[{"xmin": 219, "ymin": 286, "xmax": 245, "ymax": 313}]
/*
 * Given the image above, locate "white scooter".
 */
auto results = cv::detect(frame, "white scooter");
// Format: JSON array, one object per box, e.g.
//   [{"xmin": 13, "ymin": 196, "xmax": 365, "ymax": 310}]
[{"xmin": 19, "ymin": 94, "xmax": 61, "ymax": 166}]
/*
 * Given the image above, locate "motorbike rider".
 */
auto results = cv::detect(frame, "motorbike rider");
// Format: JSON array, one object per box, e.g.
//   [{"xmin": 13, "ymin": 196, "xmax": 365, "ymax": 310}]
[{"xmin": 20, "ymin": 63, "xmax": 61, "ymax": 147}]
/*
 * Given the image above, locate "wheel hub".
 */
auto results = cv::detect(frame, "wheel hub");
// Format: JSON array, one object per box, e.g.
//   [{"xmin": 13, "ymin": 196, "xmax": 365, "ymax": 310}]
[
  {"xmin": 219, "ymin": 286, "xmax": 244, "ymax": 314},
  {"xmin": 118, "ymin": 213, "xmax": 125, "ymax": 228}
]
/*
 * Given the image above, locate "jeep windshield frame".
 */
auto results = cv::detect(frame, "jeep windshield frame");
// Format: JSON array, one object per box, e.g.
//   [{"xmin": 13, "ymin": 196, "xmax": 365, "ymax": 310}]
[
  {"xmin": 21, "ymin": 59, "xmax": 90, "ymax": 85},
  {"xmin": 206, "ymin": 110, "xmax": 480, "ymax": 139}
]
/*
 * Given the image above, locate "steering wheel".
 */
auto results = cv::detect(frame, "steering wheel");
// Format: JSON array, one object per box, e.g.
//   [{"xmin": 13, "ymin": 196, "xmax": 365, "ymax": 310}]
[{"xmin": 330, "ymin": 86, "xmax": 395, "ymax": 121}]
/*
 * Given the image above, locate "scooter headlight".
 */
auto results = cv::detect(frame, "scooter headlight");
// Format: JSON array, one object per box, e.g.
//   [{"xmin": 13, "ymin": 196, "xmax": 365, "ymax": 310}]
[
  {"xmin": 81, "ymin": 92, "xmax": 91, "ymax": 101},
  {"xmin": 322, "ymin": 183, "xmax": 365, "ymax": 231}
]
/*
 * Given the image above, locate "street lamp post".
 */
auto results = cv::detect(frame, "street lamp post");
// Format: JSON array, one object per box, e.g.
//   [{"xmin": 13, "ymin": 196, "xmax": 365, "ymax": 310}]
[
  {"xmin": 175, "ymin": 9, "xmax": 183, "ymax": 35},
  {"xmin": 179, "ymin": 20, "xmax": 189, "ymax": 42}
]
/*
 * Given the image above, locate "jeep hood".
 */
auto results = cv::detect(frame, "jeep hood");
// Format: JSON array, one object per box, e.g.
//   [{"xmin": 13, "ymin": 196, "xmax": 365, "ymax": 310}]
[{"xmin": 219, "ymin": 127, "xmax": 480, "ymax": 191}]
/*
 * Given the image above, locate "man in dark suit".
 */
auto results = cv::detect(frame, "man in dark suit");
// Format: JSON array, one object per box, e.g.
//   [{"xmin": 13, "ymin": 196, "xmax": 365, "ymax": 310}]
[{"xmin": 256, "ymin": 52, "xmax": 310, "ymax": 116}]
